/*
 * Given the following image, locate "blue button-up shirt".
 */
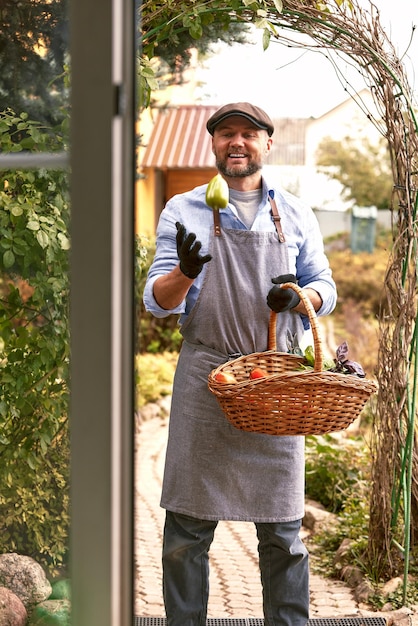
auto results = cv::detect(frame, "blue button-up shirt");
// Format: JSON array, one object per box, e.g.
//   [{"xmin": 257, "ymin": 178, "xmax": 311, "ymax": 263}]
[{"xmin": 143, "ymin": 175, "xmax": 337, "ymax": 327}]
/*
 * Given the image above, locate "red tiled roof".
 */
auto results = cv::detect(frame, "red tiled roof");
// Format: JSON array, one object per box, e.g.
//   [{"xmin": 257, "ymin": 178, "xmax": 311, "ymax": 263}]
[
  {"xmin": 141, "ymin": 105, "xmax": 218, "ymax": 168},
  {"xmin": 141, "ymin": 105, "xmax": 308, "ymax": 168}
]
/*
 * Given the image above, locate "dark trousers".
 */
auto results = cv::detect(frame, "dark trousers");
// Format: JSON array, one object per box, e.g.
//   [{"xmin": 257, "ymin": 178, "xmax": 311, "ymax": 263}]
[{"xmin": 162, "ymin": 510, "xmax": 309, "ymax": 626}]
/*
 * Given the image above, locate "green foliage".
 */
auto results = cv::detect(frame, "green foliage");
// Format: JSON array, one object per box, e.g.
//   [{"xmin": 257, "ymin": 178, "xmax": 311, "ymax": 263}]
[
  {"xmin": 306, "ymin": 434, "xmax": 372, "ymax": 581},
  {"xmin": 138, "ymin": 0, "xmax": 252, "ymax": 108},
  {"xmin": 138, "ymin": 57, "xmax": 160, "ymax": 109},
  {"xmin": 135, "ymin": 234, "xmax": 150, "ymax": 285},
  {"xmin": 136, "ymin": 351, "xmax": 178, "ymax": 407},
  {"xmin": 138, "ymin": 0, "xmax": 355, "ymax": 108},
  {"xmin": 135, "ymin": 236, "xmax": 183, "ymax": 353},
  {"xmin": 0, "ymin": 0, "xmax": 69, "ymax": 126},
  {"xmin": 0, "ymin": 109, "xmax": 70, "ymax": 573},
  {"xmin": 0, "ymin": 434, "xmax": 69, "ymax": 571},
  {"xmin": 309, "ymin": 494, "xmax": 370, "ymax": 580},
  {"xmin": 141, "ymin": 0, "xmax": 251, "ymax": 59},
  {"xmin": 305, "ymin": 434, "xmax": 371, "ymax": 513},
  {"xmin": 316, "ymin": 135, "xmax": 393, "ymax": 210},
  {"xmin": 325, "ymin": 228, "xmax": 391, "ymax": 379},
  {"xmin": 330, "ymin": 243, "xmax": 388, "ymax": 318},
  {"xmin": 369, "ymin": 575, "xmax": 418, "ymax": 610}
]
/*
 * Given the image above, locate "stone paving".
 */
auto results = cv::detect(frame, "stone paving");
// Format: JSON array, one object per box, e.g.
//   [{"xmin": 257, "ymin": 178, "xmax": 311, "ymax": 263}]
[{"xmin": 134, "ymin": 409, "xmax": 415, "ymax": 625}]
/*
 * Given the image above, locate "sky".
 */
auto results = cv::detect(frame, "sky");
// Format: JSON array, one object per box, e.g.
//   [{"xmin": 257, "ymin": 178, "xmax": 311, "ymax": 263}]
[{"xmin": 195, "ymin": 0, "xmax": 418, "ymax": 118}]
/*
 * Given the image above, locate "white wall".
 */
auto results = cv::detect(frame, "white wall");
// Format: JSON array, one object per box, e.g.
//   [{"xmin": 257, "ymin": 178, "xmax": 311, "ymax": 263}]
[
  {"xmin": 314, "ymin": 209, "xmax": 392, "ymax": 239},
  {"xmin": 305, "ymin": 89, "xmax": 383, "ymax": 168},
  {"xmin": 264, "ymin": 164, "xmax": 351, "ymax": 212}
]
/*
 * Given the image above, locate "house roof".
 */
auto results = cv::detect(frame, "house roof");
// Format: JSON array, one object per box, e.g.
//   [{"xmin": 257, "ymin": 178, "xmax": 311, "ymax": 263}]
[
  {"xmin": 141, "ymin": 105, "xmax": 309, "ymax": 169},
  {"xmin": 266, "ymin": 118, "xmax": 309, "ymax": 166},
  {"xmin": 141, "ymin": 105, "xmax": 218, "ymax": 168}
]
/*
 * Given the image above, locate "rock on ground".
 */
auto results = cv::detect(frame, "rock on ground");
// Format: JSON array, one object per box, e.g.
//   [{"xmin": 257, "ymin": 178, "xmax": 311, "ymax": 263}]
[
  {"xmin": 0, "ymin": 586, "xmax": 27, "ymax": 626},
  {"xmin": 28, "ymin": 599, "xmax": 71, "ymax": 626},
  {"xmin": 0, "ymin": 553, "xmax": 51, "ymax": 612}
]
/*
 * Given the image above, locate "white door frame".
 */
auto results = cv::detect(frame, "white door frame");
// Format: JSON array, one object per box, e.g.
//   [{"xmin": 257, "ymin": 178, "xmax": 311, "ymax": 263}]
[{"xmin": 70, "ymin": 0, "xmax": 135, "ymax": 623}]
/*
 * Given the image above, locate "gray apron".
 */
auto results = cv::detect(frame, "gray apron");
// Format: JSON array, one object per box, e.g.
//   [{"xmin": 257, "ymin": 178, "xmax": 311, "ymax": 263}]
[{"xmin": 160, "ymin": 224, "xmax": 306, "ymax": 522}]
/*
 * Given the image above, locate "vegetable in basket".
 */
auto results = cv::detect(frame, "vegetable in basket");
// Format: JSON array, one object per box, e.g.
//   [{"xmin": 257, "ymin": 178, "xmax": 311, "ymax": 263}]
[
  {"xmin": 299, "ymin": 341, "xmax": 366, "ymax": 377},
  {"xmin": 250, "ymin": 367, "xmax": 268, "ymax": 379},
  {"xmin": 328, "ymin": 340, "xmax": 366, "ymax": 377},
  {"xmin": 214, "ymin": 371, "xmax": 237, "ymax": 384}
]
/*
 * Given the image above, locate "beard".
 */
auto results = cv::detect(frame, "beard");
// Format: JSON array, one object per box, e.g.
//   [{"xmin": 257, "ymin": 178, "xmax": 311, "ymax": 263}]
[{"xmin": 215, "ymin": 157, "xmax": 262, "ymax": 178}]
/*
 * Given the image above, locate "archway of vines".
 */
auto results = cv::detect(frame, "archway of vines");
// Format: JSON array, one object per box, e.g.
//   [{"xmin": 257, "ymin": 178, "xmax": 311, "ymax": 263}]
[{"xmin": 140, "ymin": 0, "xmax": 418, "ymax": 600}]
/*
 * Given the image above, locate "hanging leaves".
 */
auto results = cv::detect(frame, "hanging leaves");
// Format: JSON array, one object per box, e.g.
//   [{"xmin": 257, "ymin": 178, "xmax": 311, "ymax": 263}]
[{"xmin": 0, "ymin": 109, "xmax": 70, "ymax": 572}]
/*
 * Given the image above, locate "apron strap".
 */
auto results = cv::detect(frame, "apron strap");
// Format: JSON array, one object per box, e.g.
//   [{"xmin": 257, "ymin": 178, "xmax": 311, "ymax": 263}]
[
  {"xmin": 213, "ymin": 192, "xmax": 286, "ymax": 242},
  {"xmin": 213, "ymin": 208, "xmax": 222, "ymax": 237},
  {"xmin": 268, "ymin": 193, "xmax": 286, "ymax": 243}
]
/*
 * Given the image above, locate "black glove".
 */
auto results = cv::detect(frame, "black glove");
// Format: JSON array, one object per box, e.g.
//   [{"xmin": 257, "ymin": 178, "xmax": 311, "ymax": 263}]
[
  {"xmin": 267, "ymin": 274, "xmax": 300, "ymax": 313},
  {"xmin": 176, "ymin": 222, "xmax": 212, "ymax": 279}
]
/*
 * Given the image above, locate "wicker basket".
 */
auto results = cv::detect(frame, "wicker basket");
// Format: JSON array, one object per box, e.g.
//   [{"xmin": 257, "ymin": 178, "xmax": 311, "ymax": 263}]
[{"xmin": 208, "ymin": 283, "xmax": 378, "ymax": 436}]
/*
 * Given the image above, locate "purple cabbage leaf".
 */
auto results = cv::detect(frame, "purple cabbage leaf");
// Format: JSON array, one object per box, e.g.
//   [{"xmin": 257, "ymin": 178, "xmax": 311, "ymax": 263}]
[{"xmin": 329, "ymin": 341, "xmax": 366, "ymax": 378}]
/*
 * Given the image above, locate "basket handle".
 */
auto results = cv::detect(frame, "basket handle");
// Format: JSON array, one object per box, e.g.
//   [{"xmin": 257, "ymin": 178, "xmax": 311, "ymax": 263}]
[{"xmin": 268, "ymin": 282, "xmax": 324, "ymax": 373}]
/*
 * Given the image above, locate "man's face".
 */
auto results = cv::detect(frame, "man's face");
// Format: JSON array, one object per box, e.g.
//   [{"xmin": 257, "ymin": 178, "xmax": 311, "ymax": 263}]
[{"xmin": 211, "ymin": 116, "xmax": 272, "ymax": 179}]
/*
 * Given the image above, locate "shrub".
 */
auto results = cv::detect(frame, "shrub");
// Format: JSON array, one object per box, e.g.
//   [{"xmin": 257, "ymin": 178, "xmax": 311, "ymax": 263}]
[
  {"xmin": 305, "ymin": 433, "xmax": 371, "ymax": 513},
  {"xmin": 136, "ymin": 351, "xmax": 178, "ymax": 407},
  {"xmin": 135, "ymin": 235, "xmax": 182, "ymax": 353},
  {"xmin": 325, "ymin": 230, "xmax": 388, "ymax": 384},
  {"xmin": 0, "ymin": 110, "xmax": 70, "ymax": 573},
  {"xmin": 328, "ymin": 229, "xmax": 390, "ymax": 318},
  {"xmin": 305, "ymin": 433, "xmax": 372, "ymax": 580}
]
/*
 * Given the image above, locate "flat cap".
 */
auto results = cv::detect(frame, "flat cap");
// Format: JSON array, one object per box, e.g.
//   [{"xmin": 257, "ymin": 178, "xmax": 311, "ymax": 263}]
[{"xmin": 206, "ymin": 102, "xmax": 274, "ymax": 136}]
